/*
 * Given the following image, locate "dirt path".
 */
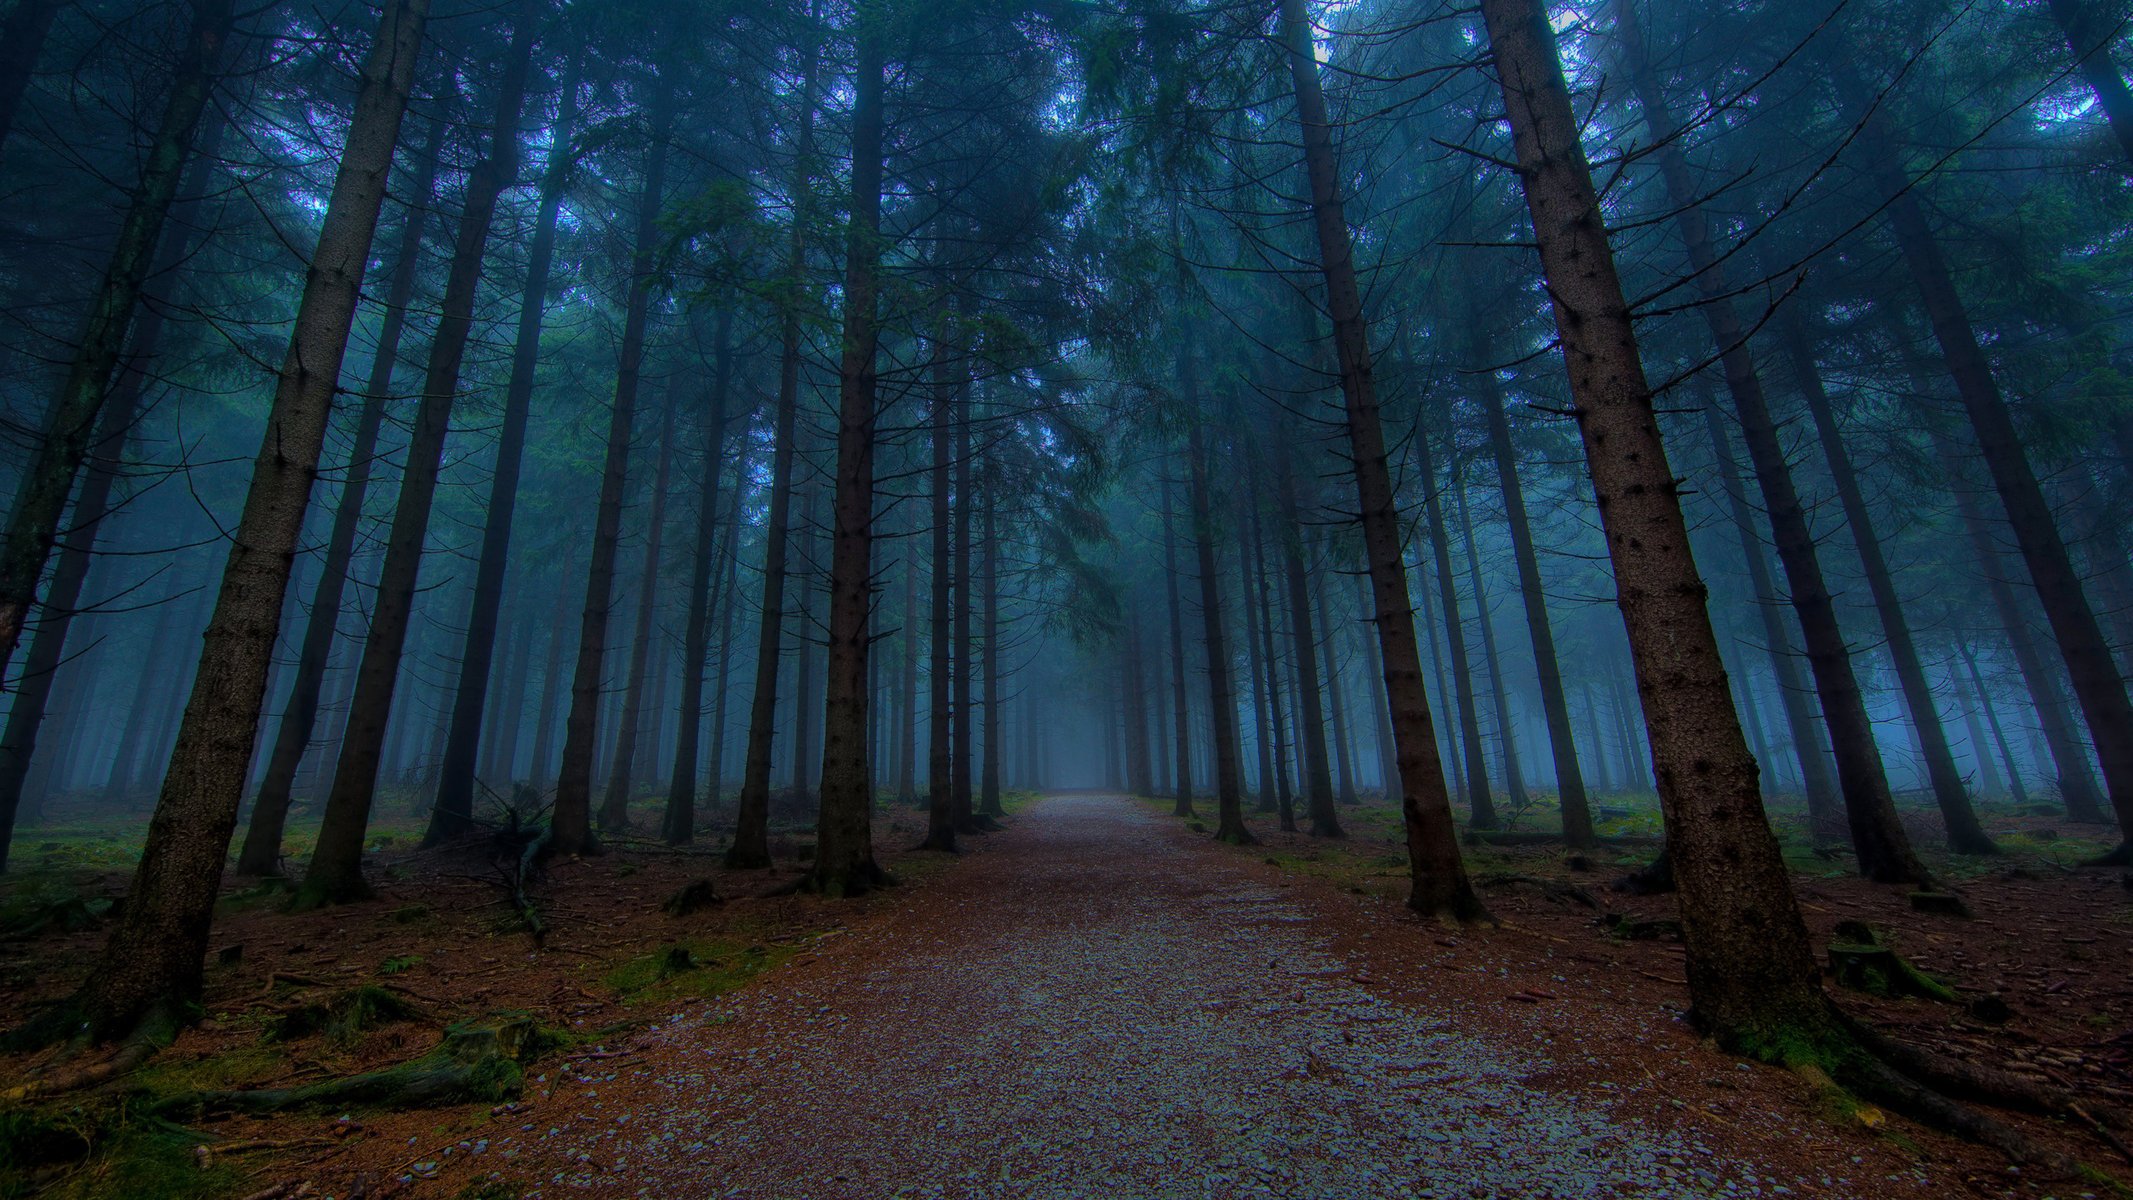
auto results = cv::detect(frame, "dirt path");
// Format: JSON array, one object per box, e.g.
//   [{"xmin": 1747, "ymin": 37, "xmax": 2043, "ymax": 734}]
[{"xmin": 451, "ymin": 793, "xmax": 1921, "ymax": 1199}]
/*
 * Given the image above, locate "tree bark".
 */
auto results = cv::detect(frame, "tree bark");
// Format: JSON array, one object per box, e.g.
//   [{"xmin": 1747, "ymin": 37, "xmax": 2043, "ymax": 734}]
[
  {"xmin": 529, "ymin": 579, "xmax": 570, "ymax": 785},
  {"xmin": 241, "ymin": 112, "xmax": 445, "ymax": 872},
  {"xmin": 896, "ymin": 500, "xmax": 919, "ymax": 805},
  {"xmin": 1484, "ymin": 0, "xmax": 1828, "ymax": 1046},
  {"xmin": 1160, "ymin": 472, "xmax": 1193, "ymax": 815},
  {"xmin": 1318, "ymin": 571, "xmax": 1359, "ymax": 808},
  {"xmin": 790, "ymin": 487, "xmax": 819, "ymax": 799},
  {"xmin": 729, "ymin": 23, "xmax": 820, "ymax": 868},
  {"xmin": 1471, "ymin": 319, "xmax": 1593, "ymax": 844},
  {"xmin": 1235, "ymin": 489, "xmax": 1276, "ymax": 814},
  {"xmin": 980, "ymin": 476, "xmax": 1003, "ymax": 819},
  {"xmin": 598, "ymin": 393, "xmax": 675, "ymax": 831},
  {"xmin": 1618, "ymin": 20, "xmax": 1925, "ymax": 885},
  {"xmin": 1958, "ymin": 644, "xmax": 2029, "ymax": 808},
  {"xmin": 550, "ymin": 70, "xmax": 674, "ymax": 861},
  {"xmin": 1247, "ymin": 497, "xmax": 1295, "ymax": 827},
  {"xmin": 949, "ymin": 394, "xmax": 976, "ymax": 832},
  {"xmin": 1187, "ymin": 418, "xmax": 1250, "ymax": 844},
  {"xmin": 1930, "ymin": 426, "xmax": 2108, "ymax": 823},
  {"xmin": 1274, "ymin": 453, "xmax": 1337, "ymax": 836},
  {"xmin": 1841, "ymin": 68, "xmax": 2133, "ymax": 857},
  {"xmin": 1358, "ymin": 571, "xmax": 1399, "ymax": 804},
  {"xmin": 919, "ymin": 327, "xmax": 957, "ymax": 852},
  {"xmin": 0, "ymin": 106, "xmax": 226, "ymax": 871},
  {"xmin": 1409, "ymin": 412, "xmax": 1495, "ymax": 828},
  {"xmin": 663, "ymin": 311, "xmax": 734, "ymax": 844},
  {"xmin": 428, "ymin": 55, "xmax": 580, "ymax": 842},
  {"xmin": 1778, "ymin": 314, "xmax": 1995, "ymax": 853},
  {"xmin": 1454, "ymin": 479, "xmax": 1528, "ymax": 807},
  {"xmin": 809, "ymin": 3, "xmax": 887, "ymax": 896},
  {"xmin": 0, "ymin": 0, "xmax": 234, "ymax": 688},
  {"xmin": 1694, "ymin": 387, "xmax": 1843, "ymax": 837},
  {"xmin": 61, "ymin": 0, "xmax": 429, "ymax": 1044},
  {"xmin": 1280, "ymin": 0, "xmax": 1479, "ymax": 919},
  {"xmin": 299, "ymin": 0, "xmax": 539, "ymax": 906},
  {"xmin": 705, "ymin": 466, "xmax": 744, "ymax": 804}
]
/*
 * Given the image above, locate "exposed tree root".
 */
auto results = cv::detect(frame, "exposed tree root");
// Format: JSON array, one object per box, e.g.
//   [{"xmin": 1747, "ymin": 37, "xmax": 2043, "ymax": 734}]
[
  {"xmin": 179, "ymin": 1017, "xmax": 548, "ymax": 1115},
  {"xmin": 2, "ymin": 998, "xmax": 182, "ymax": 1101},
  {"xmin": 1844, "ymin": 1013, "xmax": 2127, "ymax": 1130},
  {"xmin": 1611, "ymin": 846, "xmax": 1675, "ymax": 895},
  {"xmin": 1475, "ymin": 872, "xmax": 1600, "ymax": 908},
  {"xmin": 2087, "ymin": 841, "xmax": 2131, "ymax": 868}
]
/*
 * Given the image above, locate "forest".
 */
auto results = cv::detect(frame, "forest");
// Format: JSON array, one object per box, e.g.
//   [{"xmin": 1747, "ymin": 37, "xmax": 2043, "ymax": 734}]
[{"xmin": 1, "ymin": 0, "xmax": 2131, "ymax": 1195}]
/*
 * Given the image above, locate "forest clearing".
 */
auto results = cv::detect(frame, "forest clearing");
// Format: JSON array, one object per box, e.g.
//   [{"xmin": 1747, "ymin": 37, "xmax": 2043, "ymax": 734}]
[{"xmin": 5, "ymin": 0, "xmax": 2133, "ymax": 1195}]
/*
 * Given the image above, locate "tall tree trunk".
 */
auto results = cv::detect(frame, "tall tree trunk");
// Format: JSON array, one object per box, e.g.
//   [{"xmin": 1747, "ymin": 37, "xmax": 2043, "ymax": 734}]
[
  {"xmin": 1275, "ymin": 453, "xmax": 1339, "ymax": 838},
  {"xmin": 1695, "ymin": 389, "xmax": 1843, "ymax": 837},
  {"xmin": 0, "ymin": 0, "xmax": 66, "ymax": 158},
  {"xmin": 1931, "ymin": 427, "xmax": 2107, "ymax": 822},
  {"xmin": 1122, "ymin": 611, "xmax": 1154, "ymax": 797},
  {"xmin": 1160, "ymin": 474, "xmax": 1194, "ymax": 816},
  {"xmin": 1318, "ymin": 572, "xmax": 1359, "ymax": 808},
  {"xmin": 729, "ymin": 23, "xmax": 820, "ymax": 869},
  {"xmin": 1358, "ymin": 571, "xmax": 1398, "ymax": 804},
  {"xmin": 550, "ymin": 71, "xmax": 674, "ymax": 860},
  {"xmin": 918, "ymin": 328, "xmax": 957, "ymax": 852},
  {"xmin": 58, "ymin": 0, "xmax": 429, "ymax": 1044},
  {"xmin": 1151, "ymin": 617, "xmax": 1172, "ymax": 793},
  {"xmin": 705, "ymin": 470, "xmax": 744, "ymax": 804},
  {"xmin": 428, "ymin": 56, "xmax": 580, "ymax": 842},
  {"xmin": 1618, "ymin": 22, "xmax": 1924, "ymax": 885},
  {"xmin": 790, "ymin": 487, "xmax": 819, "ymax": 798},
  {"xmin": 1279, "ymin": 0, "xmax": 1478, "ymax": 919},
  {"xmin": 979, "ymin": 478, "xmax": 1003, "ymax": 819},
  {"xmin": 1235, "ymin": 492, "xmax": 1276, "ymax": 815},
  {"xmin": 1410, "ymin": 413, "xmax": 1494, "ymax": 828},
  {"xmin": 1484, "ymin": 0, "xmax": 1827, "ymax": 1048},
  {"xmin": 1842, "ymin": 69, "xmax": 2133, "ymax": 859},
  {"xmin": 1471, "ymin": 319, "xmax": 1593, "ymax": 845},
  {"xmin": 0, "ymin": 0, "xmax": 234, "ymax": 686},
  {"xmin": 1778, "ymin": 315, "xmax": 1995, "ymax": 853},
  {"xmin": 949, "ymin": 399, "xmax": 976, "ymax": 832},
  {"xmin": 0, "ymin": 390, "xmax": 131, "ymax": 873},
  {"xmin": 1959, "ymin": 644, "xmax": 2030, "ymax": 808},
  {"xmin": 2048, "ymin": 0, "xmax": 2133, "ymax": 168},
  {"xmin": 0, "ymin": 104, "xmax": 227, "ymax": 871},
  {"xmin": 105, "ymin": 579, "xmax": 194, "ymax": 797},
  {"xmin": 1412, "ymin": 538, "xmax": 1467, "ymax": 805},
  {"xmin": 488, "ymin": 605, "xmax": 530, "ymax": 785},
  {"xmin": 1454, "ymin": 479, "xmax": 1528, "ymax": 806},
  {"xmin": 530, "ymin": 579, "xmax": 569, "ymax": 785},
  {"xmin": 663, "ymin": 311, "xmax": 734, "ymax": 844},
  {"xmin": 242, "ymin": 113, "xmax": 445, "ymax": 872},
  {"xmin": 896, "ymin": 503, "xmax": 919, "ymax": 805},
  {"xmin": 299, "ymin": 1, "xmax": 538, "ymax": 906},
  {"xmin": 599, "ymin": 394, "xmax": 675, "ymax": 831},
  {"xmin": 1187, "ymin": 419, "xmax": 1250, "ymax": 844},
  {"xmin": 809, "ymin": 4, "xmax": 886, "ymax": 896},
  {"xmin": 1248, "ymin": 499, "xmax": 1295, "ymax": 828},
  {"xmin": 1950, "ymin": 658, "xmax": 2007, "ymax": 801}
]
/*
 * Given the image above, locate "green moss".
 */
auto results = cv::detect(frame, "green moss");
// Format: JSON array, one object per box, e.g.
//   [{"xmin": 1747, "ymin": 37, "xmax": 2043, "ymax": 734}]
[
  {"xmin": 1, "ymin": 1105, "xmax": 241, "ymax": 1200},
  {"xmin": 600, "ymin": 937, "xmax": 802, "ymax": 1005},
  {"xmin": 131, "ymin": 1045, "xmax": 285, "ymax": 1099},
  {"xmin": 266, "ymin": 984, "xmax": 419, "ymax": 1046}
]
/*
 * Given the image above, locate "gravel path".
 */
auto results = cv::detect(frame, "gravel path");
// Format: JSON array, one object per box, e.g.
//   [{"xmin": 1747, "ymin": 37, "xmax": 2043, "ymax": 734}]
[{"xmin": 501, "ymin": 794, "xmax": 1797, "ymax": 1199}]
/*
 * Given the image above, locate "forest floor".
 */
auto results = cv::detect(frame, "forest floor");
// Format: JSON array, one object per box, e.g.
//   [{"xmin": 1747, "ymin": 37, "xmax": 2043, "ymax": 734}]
[{"xmin": 0, "ymin": 788, "xmax": 2128, "ymax": 1199}]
